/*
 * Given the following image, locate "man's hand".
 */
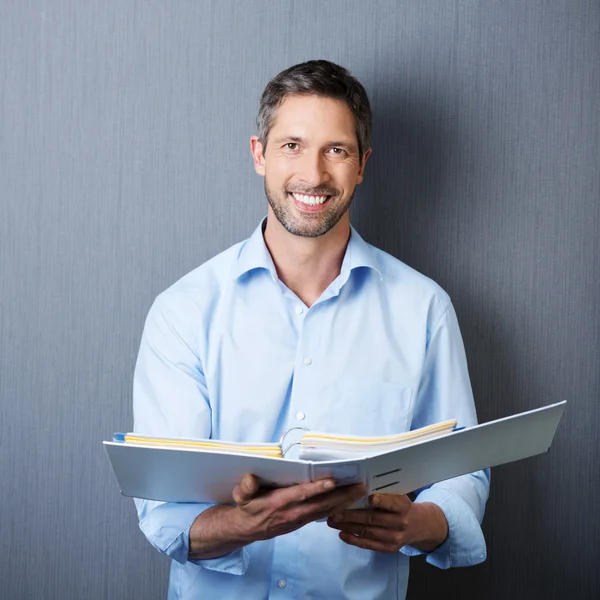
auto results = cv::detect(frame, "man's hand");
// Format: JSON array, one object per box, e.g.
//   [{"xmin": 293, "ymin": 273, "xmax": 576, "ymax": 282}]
[
  {"xmin": 189, "ymin": 474, "xmax": 366, "ymax": 560},
  {"xmin": 326, "ymin": 494, "xmax": 448, "ymax": 553},
  {"xmin": 230, "ymin": 474, "xmax": 366, "ymax": 542}
]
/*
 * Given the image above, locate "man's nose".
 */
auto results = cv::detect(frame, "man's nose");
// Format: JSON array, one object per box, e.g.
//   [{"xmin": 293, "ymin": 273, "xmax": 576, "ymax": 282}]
[{"xmin": 299, "ymin": 151, "xmax": 330, "ymax": 187}]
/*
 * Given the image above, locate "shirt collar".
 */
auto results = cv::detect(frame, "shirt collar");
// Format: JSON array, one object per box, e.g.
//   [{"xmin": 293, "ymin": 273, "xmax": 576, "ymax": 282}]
[
  {"xmin": 343, "ymin": 224, "xmax": 383, "ymax": 281},
  {"xmin": 233, "ymin": 218, "xmax": 279, "ymax": 281},
  {"xmin": 233, "ymin": 217, "xmax": 382, "ymax": 282}
]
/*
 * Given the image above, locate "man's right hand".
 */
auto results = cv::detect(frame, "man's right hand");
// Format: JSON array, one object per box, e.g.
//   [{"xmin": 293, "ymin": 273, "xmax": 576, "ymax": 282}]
[
  {"xmin": 188, "ymin": 474, "xmax": 366, "ymax": 560},
  {"xmin": 231, "ymin": 474, "xmax": 367, "ymax": 541}
]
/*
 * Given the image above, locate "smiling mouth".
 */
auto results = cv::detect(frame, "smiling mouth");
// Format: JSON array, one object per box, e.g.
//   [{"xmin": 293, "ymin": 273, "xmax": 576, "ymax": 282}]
[{"xmin": 288, "ymin": 192, "xmax": 332, "ymax": 207}]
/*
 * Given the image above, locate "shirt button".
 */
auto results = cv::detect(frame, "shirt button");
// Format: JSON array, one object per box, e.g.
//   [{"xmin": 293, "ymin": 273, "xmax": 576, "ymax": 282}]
[
  {"xmin": 302, "ymin": 356, "xmax": 312, "ymax": 366},
  {"xmin": 277, "ymin": 579, "xmax": 287, "ymax": 588},
  {"xmin": 295, "ymin": 306, "xmax": 304, "ymax": 315},
  {"xmin": 296, "ymin": 411, "xmax": 305, "ymax": 420}
]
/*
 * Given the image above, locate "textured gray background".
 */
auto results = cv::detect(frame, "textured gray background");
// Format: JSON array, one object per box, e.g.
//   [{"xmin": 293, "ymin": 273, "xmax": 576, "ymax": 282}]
[{"xmin": 1, "ymin": 1, "xmax": 599, "ymax": 599}]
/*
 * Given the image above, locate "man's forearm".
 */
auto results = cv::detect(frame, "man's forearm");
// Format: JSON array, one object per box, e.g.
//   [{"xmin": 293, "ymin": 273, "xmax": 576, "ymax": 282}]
[{"xmin": 188, "ymin": 505, "xmax": 249, "ymax": 560}]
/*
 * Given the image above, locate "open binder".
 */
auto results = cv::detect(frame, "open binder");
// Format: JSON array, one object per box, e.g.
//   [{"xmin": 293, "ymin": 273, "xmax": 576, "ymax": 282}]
[{"xmin": 104, "ymin": 401, "xmax": 566, "ymax": 504}]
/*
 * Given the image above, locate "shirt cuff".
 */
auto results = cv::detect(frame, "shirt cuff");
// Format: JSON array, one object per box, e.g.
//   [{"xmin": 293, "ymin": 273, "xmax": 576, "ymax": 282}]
[
  {"xmin": 137, "ymin": 500, "xmax": 249, "ymax": 575},
  {"xmin": 400, "ymin": 487, "xmax": 487, "ymax": 569}
]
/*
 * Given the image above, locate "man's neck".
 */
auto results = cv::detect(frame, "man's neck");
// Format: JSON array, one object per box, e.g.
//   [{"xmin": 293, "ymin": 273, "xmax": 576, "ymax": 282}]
[{"xmin": 263, "ymin": 209, "xmax": 350, "ymax": 308}]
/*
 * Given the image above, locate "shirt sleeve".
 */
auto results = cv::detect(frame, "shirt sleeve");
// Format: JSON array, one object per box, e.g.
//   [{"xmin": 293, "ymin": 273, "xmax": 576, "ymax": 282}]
[
  {"xmin": 400, "ymin": 300, "xmax": 490, "ymax": 568},
  {"xmin": 132, "ymin": 294, "xmax": 248, "ymax": 575}
]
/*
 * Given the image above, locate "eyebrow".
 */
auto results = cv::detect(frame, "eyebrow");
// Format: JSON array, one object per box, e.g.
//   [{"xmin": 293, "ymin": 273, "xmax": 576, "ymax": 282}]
[
  {"xmin": 272, "ymin": 136, "xmax": 358, "ymax": 151},
  {"xmin": 324, "ymin": 140, "xmax": 358, "ymax": 151},
  {"xmin": 272, "ymin": 136, "xmax": 305, "ymax": 145}
]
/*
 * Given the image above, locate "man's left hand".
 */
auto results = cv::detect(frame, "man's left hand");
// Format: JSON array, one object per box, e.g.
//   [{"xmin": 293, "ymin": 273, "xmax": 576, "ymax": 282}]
[{"xmin": 327, "ymin": 494, "xmax": 448, "ymax": 553}]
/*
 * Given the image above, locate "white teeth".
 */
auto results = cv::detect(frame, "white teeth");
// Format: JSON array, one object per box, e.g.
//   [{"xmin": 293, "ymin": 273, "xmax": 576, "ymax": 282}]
[{"xmin": 292, "ymin": 193, "xmax": 328, "ymax": 206}]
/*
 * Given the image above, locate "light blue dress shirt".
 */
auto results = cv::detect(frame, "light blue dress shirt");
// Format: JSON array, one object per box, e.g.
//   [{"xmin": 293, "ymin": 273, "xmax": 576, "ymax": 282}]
[{"xmin": 133, "ymin": 220, "xmax": 490, "ymax": 600}]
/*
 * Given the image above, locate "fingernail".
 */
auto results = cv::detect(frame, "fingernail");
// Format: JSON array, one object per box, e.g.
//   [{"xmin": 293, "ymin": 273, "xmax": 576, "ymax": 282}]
[
  {"xmin": 370, "ymin": 495, "xmax": 380, "ymax": 505},
  {"xmin": 323, "ymin": 480, "xmax": 334, "ymax": 489}
]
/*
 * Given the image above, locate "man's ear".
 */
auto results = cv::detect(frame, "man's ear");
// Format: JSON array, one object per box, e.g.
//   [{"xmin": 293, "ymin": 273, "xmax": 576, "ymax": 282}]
[
  {"xmin": 250, "ymin": 136, "xmax": 266, "ymax": 176},
  {"xmin": 356, "ymin": 148, "xmax": 372, "ymax": 184}
]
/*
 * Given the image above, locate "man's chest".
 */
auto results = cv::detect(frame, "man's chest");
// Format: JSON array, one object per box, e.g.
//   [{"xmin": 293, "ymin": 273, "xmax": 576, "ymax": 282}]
[{"xmin": 199, "ymin": 281, "xmax": 430, "ymax": 442}]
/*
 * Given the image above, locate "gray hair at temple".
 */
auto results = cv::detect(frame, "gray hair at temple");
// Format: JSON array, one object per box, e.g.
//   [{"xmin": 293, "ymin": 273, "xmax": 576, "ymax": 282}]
[{"xmin": 256, "ymin": 60, "xmax": 372, "ymax": 163}]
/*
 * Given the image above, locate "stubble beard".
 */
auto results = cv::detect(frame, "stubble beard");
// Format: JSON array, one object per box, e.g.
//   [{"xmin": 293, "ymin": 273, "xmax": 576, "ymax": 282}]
[{"xmin": 264, "ymin": 181, "xmax": 354, "ymax": 238}]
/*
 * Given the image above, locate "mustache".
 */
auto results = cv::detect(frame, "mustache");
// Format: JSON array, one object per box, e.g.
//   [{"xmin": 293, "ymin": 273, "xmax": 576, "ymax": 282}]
[{"xmin": 286, "ymin": 185, "xmax": 339, "ymax": 196}]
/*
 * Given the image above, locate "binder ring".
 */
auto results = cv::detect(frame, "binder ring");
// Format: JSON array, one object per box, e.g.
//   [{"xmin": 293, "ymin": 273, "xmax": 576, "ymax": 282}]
[{"xmin": 279, "ymin": 426, "xmax": 309, "ymax": 457}]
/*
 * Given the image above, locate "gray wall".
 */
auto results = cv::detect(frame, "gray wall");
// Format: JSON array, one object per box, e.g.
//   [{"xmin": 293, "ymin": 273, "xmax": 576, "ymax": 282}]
[{"xmin": 1, "ymin": 1, "xmax": 598, "ymax": 598}]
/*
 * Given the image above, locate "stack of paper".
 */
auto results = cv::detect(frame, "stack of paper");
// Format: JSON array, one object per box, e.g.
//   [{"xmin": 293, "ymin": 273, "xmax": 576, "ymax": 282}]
[
  {"xmin": 113, "ymin": 433, "xmax": 282, "ymax": 458},
  {"xmin": 298, "ymin": 420, "xmax": 458, "ymax": 460},
  {"xmin": 114, "ymin": 420, "xmax": 459, "ymax": 463}
]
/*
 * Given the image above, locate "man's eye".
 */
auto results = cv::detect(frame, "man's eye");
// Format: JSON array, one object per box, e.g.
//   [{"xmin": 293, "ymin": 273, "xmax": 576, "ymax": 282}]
[
  {"xmin": 327, "ymin": 147, "xmax": 347, "ymax": 160},
  {"xmin": 285, "ymin": 143, "xmax": 299, "ymax": 151}
]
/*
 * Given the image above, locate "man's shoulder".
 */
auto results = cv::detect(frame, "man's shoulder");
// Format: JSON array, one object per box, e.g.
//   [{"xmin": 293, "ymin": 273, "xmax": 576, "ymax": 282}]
[
  {"xmin": 151, "ymin": 239, "xmax": 246, "ymax": 316},
  {"xmin": 168, "ymin": 241, "xmax": 244, "ymax": 294},
  {"xmin": 366, "ymin": 241, "xmax": 451, "ymax": 305}
]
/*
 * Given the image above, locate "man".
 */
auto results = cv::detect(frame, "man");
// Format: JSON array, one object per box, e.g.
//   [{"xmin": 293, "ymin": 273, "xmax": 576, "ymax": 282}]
[{"xmin": 133, "ymin": 60, "xmax": 490, "ymax": 599}]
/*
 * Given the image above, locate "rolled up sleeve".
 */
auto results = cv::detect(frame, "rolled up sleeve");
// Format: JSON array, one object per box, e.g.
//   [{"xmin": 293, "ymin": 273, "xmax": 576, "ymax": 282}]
[
  {"xmin": 400, "ymin": 469, "xmax": 490, "ymax": 568},
  {"xmin": 136, "ymin": 499, "xmax": 249, "ymax": 574}
]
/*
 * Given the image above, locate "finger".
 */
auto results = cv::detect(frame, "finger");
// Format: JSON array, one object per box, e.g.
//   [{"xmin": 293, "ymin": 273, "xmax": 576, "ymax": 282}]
[
  {"xmin": 281, "ymin": 483, "xmax": 367, "ymax": 524},
  {"xmin": 242, "ymin": 481, "xmax": 365, "ymax": 531},
  {"xmin": 338, "ymin": 531, "xmax": 400, "ymax": 553},
  {"xmin": 328, "ymin": 521, "xmax": 402, "ymax": 546},
  {"xmin": 329, "ymin": 483, "xmax": 368, "ymax": 504},
  {"xmin": 270, "ymin": 478, "xmax": 338, "ymax": 507},
  {"xmin": 327, "ymin": 508, "xmax": 401, "ymax": 528},
  {"xmin": 277, "ymin": 483, "xmax": 366, "ymax": 524},
  {"xmin": 368, "ymin": 493, "xmax": 412, "ymax": 513},
  {"xmin": 304, "ymin": 483, "xmax": 367, "ymax": 513},
  {"xmin": 232, "ymin": 473, "xmax": 260, "ymax": 506}
]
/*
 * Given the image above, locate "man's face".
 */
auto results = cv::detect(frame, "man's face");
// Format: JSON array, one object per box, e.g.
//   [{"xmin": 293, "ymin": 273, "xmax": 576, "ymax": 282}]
[{"xmin": 251, "ymin": 94, "xmax": 370, "ymax": 238}]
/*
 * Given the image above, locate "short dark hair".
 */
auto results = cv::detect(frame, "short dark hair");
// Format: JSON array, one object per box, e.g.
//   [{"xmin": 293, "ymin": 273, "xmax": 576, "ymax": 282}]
[{"xmin": 257, "ymin": 60, "xmax": 372, "ymax": 162}]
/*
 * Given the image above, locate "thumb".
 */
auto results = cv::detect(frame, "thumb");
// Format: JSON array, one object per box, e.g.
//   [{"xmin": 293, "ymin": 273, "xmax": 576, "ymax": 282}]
[{"xmin": 232, "ymin": 473, "xmax": 260, "ymax": 506}]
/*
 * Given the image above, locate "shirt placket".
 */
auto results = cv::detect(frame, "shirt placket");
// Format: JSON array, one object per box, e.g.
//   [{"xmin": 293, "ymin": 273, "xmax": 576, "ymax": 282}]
[{"xmin": 268, "ymin": 291, "xmax": 322, "ymax": 597}]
